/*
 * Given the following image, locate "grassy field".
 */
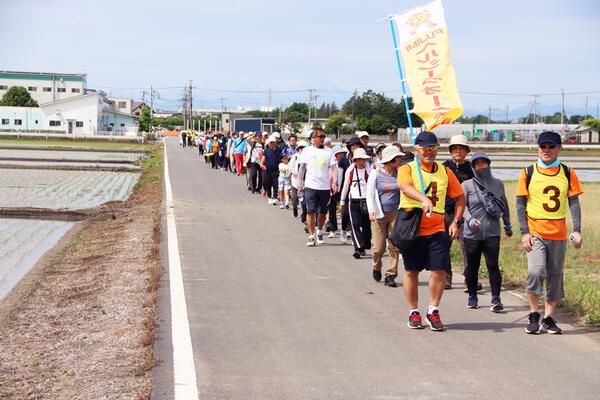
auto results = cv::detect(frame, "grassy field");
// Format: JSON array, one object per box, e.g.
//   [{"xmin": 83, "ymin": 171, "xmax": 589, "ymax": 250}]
[
  {"xmin": 0, "ymin": 137, "xmax": 154, "ymax": 152},
  {"xmin": 451, "ymin": 181, "xmax": 600, "ymax": 325}
]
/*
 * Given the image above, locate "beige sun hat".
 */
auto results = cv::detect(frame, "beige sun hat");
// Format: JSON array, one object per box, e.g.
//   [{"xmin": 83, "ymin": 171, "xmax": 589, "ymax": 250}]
[
  {"xmin": 356, "ymin": 131, "xmax": 370, "ymax": 138},
  {"xmin": 448, "ymin": 134, "xmax": 470, "ymax": 151},
  {"xmin": 352, "ymin": 148, "xmax": 370, "ymax": 160},
  {"xmin": 380, "ymin": 145, "xmax": 405, "ymax": 164}
]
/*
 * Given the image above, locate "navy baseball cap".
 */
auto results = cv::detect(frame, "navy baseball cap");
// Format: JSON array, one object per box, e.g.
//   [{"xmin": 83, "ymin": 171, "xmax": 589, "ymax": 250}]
[
  {"xmin": 538, "ymin": 131, "xmax": 561, "ymax": 146},
  {"xmin": 415, "ymin": 131, "xmax": 439, "ymax": 147}
]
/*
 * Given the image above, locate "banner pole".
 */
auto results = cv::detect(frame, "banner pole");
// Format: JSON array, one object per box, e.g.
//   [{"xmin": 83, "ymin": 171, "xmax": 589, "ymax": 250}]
[{"xmin": 389, "ymin": 16, "xmax": 426, "ymax": 195}]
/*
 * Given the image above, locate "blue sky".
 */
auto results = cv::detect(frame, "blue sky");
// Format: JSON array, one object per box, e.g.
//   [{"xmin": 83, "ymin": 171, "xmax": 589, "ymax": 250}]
[{"xmin": 1, "ymin": 0, "xmax": 599, "ymax": 117}]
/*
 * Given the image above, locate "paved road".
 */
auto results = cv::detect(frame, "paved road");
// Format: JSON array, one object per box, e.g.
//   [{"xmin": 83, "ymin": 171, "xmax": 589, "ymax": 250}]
[{"xmin": 156, "ymin": 137, "xmax": 600, "ymax": 399}]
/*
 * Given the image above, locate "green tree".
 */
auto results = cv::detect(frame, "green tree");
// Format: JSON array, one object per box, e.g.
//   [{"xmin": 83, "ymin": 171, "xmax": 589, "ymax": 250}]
[
  {"xmin": 138, "ymin": 106, "xmax": 152, "ymax": 132},
  {"xmin": 582, "ymin": 118, "xmax": 600, "ymax": 131},
  {"xmin": 324, "ymin": 113, "xmax": 348, "ymax": 135},
  {"xmin": 282, "ymin": 102, "xmax": 309, "ymax": 123},
  {"xmin": 341, "ymin": 90, "xmax": 419, "ymax": 134},
  {"xmin": 0, "ymin": 86, "xmax": 39, "ymax": 107}
]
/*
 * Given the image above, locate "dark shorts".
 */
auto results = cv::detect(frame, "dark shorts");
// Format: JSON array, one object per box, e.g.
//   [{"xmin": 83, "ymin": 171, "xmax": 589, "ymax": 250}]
[
  {"xmin": 401, "ymin": 231, "xmax": 449, "ymax": 272},
  {"xmin": 304, "ymin": 188, "xmax": 330, "ymax": 214}
]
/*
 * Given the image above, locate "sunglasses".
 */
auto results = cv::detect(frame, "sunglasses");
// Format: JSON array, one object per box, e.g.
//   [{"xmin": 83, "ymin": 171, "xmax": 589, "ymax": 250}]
[
  {"xmin": 315, "ymin": 135, "xmax": 326, "ymax": 139},
  {"xmin": 421, "ymin": 146, "xmax": 439, "ymax": 152},
  {"xmin": 539, "ymin": 144, "xmax": 557, "ymax": 150}
]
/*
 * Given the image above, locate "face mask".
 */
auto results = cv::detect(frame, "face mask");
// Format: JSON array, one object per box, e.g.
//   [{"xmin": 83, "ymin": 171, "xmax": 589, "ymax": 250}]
[
  {"xmin": 537, "ymin": 157, "xmax": 561, "ymax": 168},
  {"xmin": 474, "ymin": 167, "xmax": 493, "ymax": 183}
]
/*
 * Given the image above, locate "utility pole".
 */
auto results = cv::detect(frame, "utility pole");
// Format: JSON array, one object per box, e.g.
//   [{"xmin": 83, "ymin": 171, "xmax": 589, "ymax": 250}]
[
  {"xmin": 488, "ymin": 106, "xmax": 492, "ymax": 123},
  {"xmin": 307, "ymin": 88, "xmax": 316, "ymax": 129},
  {"xmin": 219, "ymin": 97, "xmax": 227, "ymax": 112},
  {"xmin": 585, "ymin": 96, "xmax": 589, "ymax": 119},
  {"xmin": 268, "ymin": 88, "xmax": 272, "ymax": 111},
  {"xmin": 532, "ymin": 95, "xmax": 539, "ymax": 124},
  {"xmin": 352, "ymin": 89, "xmax": 358, "ymax": 120},
  {"xmin": 561, "ymin": 89, "xmax": 565, "ymax": 125},
  {"xmin": 505, "ymin": 105, "xmax": 509, "ymax": 123},
  {"xmin": 188, "ymin": 80, "xmax": 193, "ymax": 130}
]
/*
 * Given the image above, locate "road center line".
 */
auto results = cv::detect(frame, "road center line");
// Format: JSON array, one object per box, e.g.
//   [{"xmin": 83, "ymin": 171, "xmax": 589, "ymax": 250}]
[{"xmin": 164, "ymin": 141, "xmax": 200, "ymax": 400}]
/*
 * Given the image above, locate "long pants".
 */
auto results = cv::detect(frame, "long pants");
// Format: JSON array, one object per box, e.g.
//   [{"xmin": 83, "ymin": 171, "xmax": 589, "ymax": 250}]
[
  {"xmin": 235, "ymin": 153, "xmax": 246, "ymax": 174},
  {"xmin": 371, "ymin": 211, "xmax": 400, "ymax": 278},
  {"xmin": 291, "ymin": 187, "xmax": 299, "ymax": 210},
  {"xmin": 445, "ymin": 213, "xmax": 467, "ymax": 279},
  {"xmin": 248, "ymin": 163, "xmax": 261, "ymax": 192},
  {"xmin": 198, "ymin": 144, "xmax": 203, "ymax": 156},
  {"xmin": 182, "ymin": 138, "xmax": 187, "ymax": 148},
  {"xmin": 328, "ymin": 193, "xmax": 349, "ymax": 232},
  {"xmin": 464, "ymin": 237, "xmax": 502, "ymax": 297},
  {"xmin": 209, "ymin": 154, "xmax": 216, "ymax": 169},
  {"xmin": 349, "ymin": 199, "xmax": 371, "ymax": 251},
  {"xmin": 262, "ymin": 169, "xmax": 279, "ymax": 199}
]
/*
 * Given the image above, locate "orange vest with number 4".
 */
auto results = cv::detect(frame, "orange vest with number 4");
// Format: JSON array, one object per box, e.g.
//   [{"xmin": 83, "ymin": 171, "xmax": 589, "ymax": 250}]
[
  {"xmin": 400, "ymin": 160, "xmax": 448, "ymax": 214},
  {"xmin": 525, "ymin": 164, "xmax": 570, "ymax": 220}
]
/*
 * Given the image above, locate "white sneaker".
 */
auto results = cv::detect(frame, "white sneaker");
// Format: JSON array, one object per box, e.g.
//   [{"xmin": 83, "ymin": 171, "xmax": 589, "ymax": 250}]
[
  {"xmin": 315, "ymin": 230, "xmax": 325, "ymax": 245},
  {"xmin": 328, "ymin": 231, "xmax": 337, "ymax": 239},
  {"xmin": 306, "ymin": 235, "xmax": 316, "ymax": 247},
  {"xmin": 346, "ymin": 231, "xmax": 352, "ymax": 239},
  {"xmin": 279, "ymin": 204, "xmax": 285, "ymax": 209},
  {"xmin": 267, "ymin": 198, "xmax": 273, "ymax": 205},
  {"xmin": 340, "ymin": 230, "xmax": 348, "ymax": 244},
  {"xmin": 272, "ymin": 199, "xmax": 278, "ymax": 206}
]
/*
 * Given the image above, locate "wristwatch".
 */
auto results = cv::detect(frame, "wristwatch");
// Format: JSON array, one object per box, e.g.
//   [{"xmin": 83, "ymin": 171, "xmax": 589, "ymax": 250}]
[{"xmin": 454, "ymin": 218, "xmax": 464, "ymax": 226}]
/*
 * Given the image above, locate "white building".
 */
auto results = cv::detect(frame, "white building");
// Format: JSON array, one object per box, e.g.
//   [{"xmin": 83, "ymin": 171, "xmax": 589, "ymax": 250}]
[
  {"xmin": 0, "ymin": 70, "xmax": 86, "ymax": 104},
  {"xmin": 0, "ymin": 91, "xmax": 138, "ymax": 136}
]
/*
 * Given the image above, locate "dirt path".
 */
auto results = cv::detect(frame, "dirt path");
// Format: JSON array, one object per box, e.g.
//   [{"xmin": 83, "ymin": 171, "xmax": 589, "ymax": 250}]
[{"xmin": 0, "ymin": 148, "xmax": 163, "ymax": 399}]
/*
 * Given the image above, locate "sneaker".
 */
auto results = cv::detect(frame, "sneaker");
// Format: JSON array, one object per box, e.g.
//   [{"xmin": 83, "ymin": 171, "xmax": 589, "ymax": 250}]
[
  {"xmin": 372, "ymin": 270, "xmax": 382, "ymax": 282},
  {"xmin": 346, "ymin": 231, "xmax": 352, "ymax": 239},
  {"xmin": 267, "ymin": 198, "xmax": 273, "ymax": 205},
  {"xmin": 526, "ymin": 312, "xmax": 541, "ymax": 334},
  {"xmin": 541, "ymin": 316, "xmax": 563, "ymax": 334},
  {"xmin": 285, "ymin": 204, "xmax": 289, "ymax": 209},
  {"xmin": 279, "ymin": 204, "xmax": 285, "ymax": 209},
  {"xmin": 353, "ymin": 251, "xmax": 361, "ymax": 259},
  {"xmin": 384, "ymin": 276, "xmax": 398, "ymax": 287},
  {"xmin": 293, "ymin": 207, "xmax": 298, "ymax": 217},
  {"xmin": 426, "ymin": 310, "xmax": 445, "ymax": 331},
  {"xmin": 340, "ymin": 231, "xmax": 348, "ymax": 244},
  {"xmin": 467, "ymin": 296, "xmax": 479, "ymax": 309},
  {"xmin": 490, "ymin": 297, "xmax": 504, "ymax": 313},
  {"xmin": 359, "ymin": 249, "xmax": 366, "ymax": 257},
  {"xmin": 316, "ymin": 231, "xmax": 325, "ymax": 245},
  {"xmin": 272, "ymin": 199, "xmax": 278, "ymax": 206},
  {"xmin": 408, "ymin": 311, "xmax": 424, "ymax": 329},
  {"xmin": 306, "ymin": 235, "xmax": 316, "ymax": 247},
  {"xmin": 328, "ymin": 231, "xmax": 337, "ymax": 239}
]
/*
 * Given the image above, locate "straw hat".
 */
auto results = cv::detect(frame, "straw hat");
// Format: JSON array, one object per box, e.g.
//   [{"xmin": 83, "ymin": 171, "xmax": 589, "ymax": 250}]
[
  {"xmin": 380, "ymin": 145, "xmax": 405, "ymax": 164},
  {"xmin": 352, "ymin": 148, "xmax": 370, "ymax": 160}
]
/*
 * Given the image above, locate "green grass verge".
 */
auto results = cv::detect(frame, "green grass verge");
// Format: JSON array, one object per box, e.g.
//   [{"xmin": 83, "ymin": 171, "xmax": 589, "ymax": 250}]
[
  {"xmin": 137, "ymin": 143, "xmax": 164, "ymax": 190},
  {"xmin": 0, "ymin": 137, "xmax": 154, "ymax": 152},
  {"xmin": 451, "ymin": 181, "xmax": 600, "ymax": 325}
]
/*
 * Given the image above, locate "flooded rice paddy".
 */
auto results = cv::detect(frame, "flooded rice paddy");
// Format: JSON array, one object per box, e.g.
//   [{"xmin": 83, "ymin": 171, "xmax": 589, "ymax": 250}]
[
  {"xmin": 0, "ymin": 169, "xmax": 139, "ymax": 209},
  {"xmin": 0, "ymin": 218, "xmax": 73, "ymax": 300}
]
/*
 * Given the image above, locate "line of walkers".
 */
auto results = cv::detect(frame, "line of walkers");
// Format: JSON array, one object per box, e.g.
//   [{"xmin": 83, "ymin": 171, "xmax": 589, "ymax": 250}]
[{"xmin": 181, "ymin": 128, "xmax": 583, "ymax": 334}]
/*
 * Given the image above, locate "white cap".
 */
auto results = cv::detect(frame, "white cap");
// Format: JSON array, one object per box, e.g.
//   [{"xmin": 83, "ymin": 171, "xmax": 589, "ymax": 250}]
[
  {"xmin": 352, "ymin": 148, "xmax": 370, "ymax": 160},
  {"xmin": 273, "ymin": 132, "xmax": 281, "ymax": 138},
  {"xmin": 262, "ymin": 131, "xmax": 269, "ymax": 136},
  {"xmin": 356, "ymin": 131, "xmax": 369, "ymax": 138}
]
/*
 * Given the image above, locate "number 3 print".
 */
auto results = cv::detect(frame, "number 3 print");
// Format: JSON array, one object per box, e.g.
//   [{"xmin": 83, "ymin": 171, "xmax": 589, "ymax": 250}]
[{"xmin": 543, "ymin": 185, "xmax": 561, "ymax": 212}]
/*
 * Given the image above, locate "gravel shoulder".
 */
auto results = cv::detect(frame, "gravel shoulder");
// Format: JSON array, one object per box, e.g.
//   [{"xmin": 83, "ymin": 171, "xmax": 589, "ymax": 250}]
[{"xmin": 0, "ymin": 145, "xmax": 163, "ymax": 400}]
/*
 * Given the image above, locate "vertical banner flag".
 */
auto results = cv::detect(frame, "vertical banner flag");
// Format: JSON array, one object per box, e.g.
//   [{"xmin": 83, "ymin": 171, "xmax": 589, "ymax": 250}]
[{"xmin": 393, "ymin": 0, "xmax": 463, "ymax": 129}]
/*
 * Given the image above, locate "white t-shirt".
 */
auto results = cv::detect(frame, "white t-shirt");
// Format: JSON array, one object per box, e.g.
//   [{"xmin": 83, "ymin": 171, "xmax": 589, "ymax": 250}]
[{"xmin": 300, "ymin": 145, "xmax": 336, "ymax": 190}]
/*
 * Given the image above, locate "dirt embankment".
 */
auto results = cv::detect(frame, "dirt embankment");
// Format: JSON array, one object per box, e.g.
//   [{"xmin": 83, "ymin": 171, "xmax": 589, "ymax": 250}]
[{"xmin": 0, "ymin": 148, "xmax": 163, "ymax": 399}]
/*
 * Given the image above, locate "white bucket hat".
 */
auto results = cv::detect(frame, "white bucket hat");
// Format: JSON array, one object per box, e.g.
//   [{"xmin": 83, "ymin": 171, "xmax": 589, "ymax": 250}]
[
  {"xmin": 448, "ymin": 134, "xmax": 470, "ymax": 151},
  {"xmin": 352, "ymin": 148, "xmax": 370, "ymax": 160},
  {"xmin": 380, "ymin": 145, "xmax": 405, "ymax": 164}
]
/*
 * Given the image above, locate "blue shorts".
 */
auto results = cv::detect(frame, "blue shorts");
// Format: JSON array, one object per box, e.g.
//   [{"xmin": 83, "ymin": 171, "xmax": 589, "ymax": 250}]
[
  {"xmin": 304, "ymin": 188, "xmax": 330, "ymax": 214},
  {"xmin": 401, "ymin": 231, "xmax": 449, "ymax": 272}
]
